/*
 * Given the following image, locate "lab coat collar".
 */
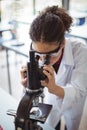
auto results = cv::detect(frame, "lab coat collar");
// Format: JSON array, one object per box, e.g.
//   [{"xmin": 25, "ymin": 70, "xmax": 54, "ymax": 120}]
[{"xmin": 63, "ymin": 39, "xmax": 74, "ymax": 66}]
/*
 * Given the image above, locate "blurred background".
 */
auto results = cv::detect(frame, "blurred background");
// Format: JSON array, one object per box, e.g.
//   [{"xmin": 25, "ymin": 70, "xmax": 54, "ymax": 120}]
[{"xmin": 0, "ymin": 0, "xmax": 87, "ymax": 129}]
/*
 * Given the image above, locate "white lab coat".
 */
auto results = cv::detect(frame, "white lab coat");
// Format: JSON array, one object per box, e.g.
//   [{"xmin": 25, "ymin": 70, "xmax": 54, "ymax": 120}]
[{"xmin": 44, "ymin": 38, "xmax": 87, "ymax": 130}]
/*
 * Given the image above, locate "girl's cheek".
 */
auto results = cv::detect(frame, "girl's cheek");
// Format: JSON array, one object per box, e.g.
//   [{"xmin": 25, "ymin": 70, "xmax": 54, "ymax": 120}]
[{"xmin": 50, "ymin": 57, "xmax": 58, "ymax": 65}]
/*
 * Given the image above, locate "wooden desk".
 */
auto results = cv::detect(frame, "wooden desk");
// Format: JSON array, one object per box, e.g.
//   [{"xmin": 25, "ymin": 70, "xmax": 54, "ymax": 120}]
[{"xmin": 0, "ymin": 88, "xmax": 55, "ymax": 130}]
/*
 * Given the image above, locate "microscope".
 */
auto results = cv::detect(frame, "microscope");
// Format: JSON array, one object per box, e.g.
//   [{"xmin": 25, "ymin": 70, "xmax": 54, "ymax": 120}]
[{"xmin": 7, "ymin": 50, "xmax": 55, "ymax": 130}]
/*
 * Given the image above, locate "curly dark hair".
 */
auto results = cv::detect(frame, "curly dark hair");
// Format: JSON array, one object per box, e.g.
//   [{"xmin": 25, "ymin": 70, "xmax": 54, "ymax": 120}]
[{"xmin": 29, "ymin": 6, "xmax": 73, "ymax": 45}]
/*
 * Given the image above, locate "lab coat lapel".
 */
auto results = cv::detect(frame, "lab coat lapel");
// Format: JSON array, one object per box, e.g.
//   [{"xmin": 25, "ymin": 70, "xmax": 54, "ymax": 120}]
[{"xmin": 55, "ymin": 39, "xmax": 74, "ymax": 85}]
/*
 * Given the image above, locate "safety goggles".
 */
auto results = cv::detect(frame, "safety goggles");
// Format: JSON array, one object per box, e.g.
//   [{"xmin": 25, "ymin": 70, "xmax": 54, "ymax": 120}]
[{"xmin": 30, "ymin": 43, "xmax": 62, "ymax": 57}]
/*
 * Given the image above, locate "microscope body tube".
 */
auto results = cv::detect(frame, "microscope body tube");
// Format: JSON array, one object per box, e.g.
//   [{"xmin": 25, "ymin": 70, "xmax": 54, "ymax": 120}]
[{"xmin": 27, "ymin": 50, "xmax": 41, "ymax": 91}]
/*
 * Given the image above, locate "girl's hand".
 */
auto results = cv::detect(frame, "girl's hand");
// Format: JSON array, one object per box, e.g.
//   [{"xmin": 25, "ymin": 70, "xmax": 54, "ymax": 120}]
[
  {"xmin": 41, "ymin": 65, "xmax": 57, "ymax": 94},
  {"xmin": 0, "ymin": 125, "xmax": 3, "ymax": 130},
  {"xmin": 20, "ymin": 65, "xmax": 27, "ymax": 88}
]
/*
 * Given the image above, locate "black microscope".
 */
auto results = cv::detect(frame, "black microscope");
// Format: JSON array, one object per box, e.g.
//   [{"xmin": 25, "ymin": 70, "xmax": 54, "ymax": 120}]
[{"xmin": 7, "ymin": 50, "xmax": 55, "ymax": 130}]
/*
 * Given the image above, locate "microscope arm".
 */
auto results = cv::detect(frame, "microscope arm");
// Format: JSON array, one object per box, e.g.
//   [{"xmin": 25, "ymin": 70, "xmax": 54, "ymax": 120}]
[{"xmin": 15, "ymin": 92, "xmax": 35, "ymax": 130}]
